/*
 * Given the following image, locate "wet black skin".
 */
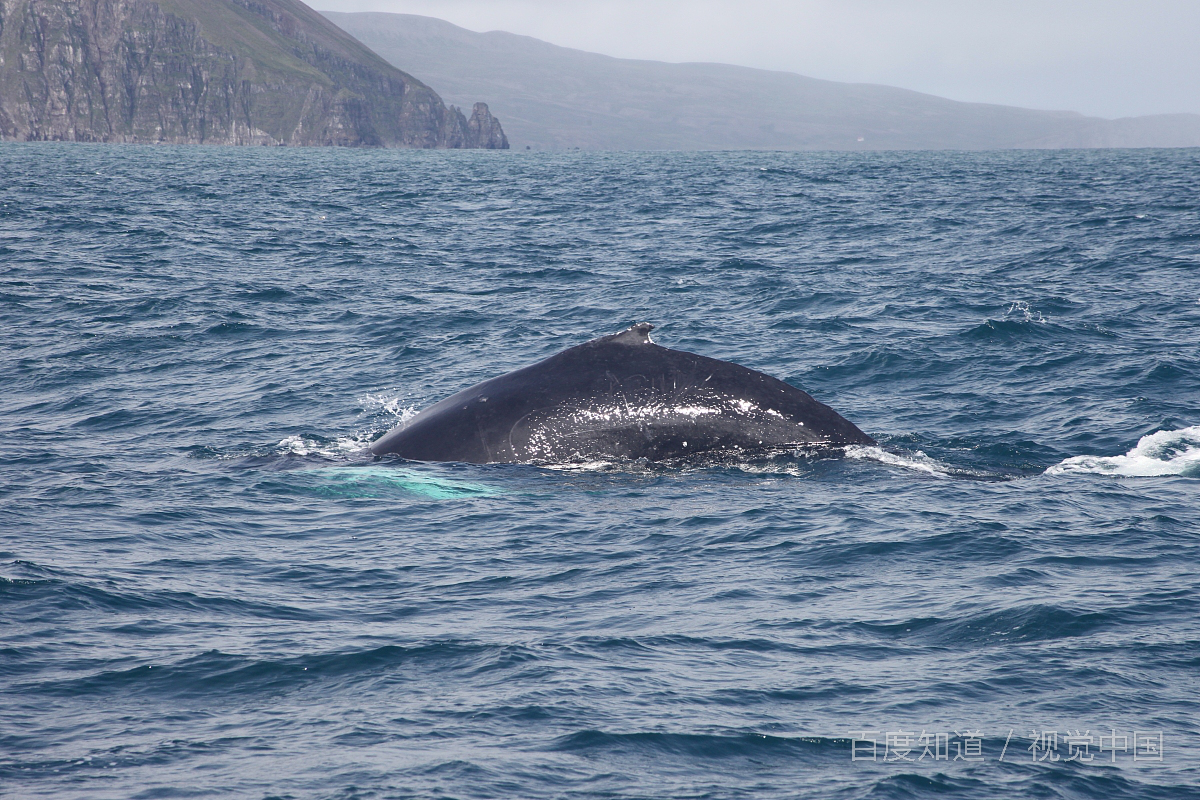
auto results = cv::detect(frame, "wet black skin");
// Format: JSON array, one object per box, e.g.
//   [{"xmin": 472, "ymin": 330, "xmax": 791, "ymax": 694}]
[{"xmin": 370, "ymin": 323, "xmax": 874, "ymax": 464}]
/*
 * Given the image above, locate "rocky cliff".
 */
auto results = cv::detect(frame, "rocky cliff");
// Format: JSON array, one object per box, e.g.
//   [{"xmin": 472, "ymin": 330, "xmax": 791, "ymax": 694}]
[{"xmin": 0, "ymin": 0, "xmax": 508, "ymax": 147}]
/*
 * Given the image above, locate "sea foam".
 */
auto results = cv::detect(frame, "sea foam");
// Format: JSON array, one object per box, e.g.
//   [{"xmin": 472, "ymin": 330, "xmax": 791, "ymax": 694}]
[{"xmin": 1047, "ymin": 426, "xmax": 1200, "ymax": 477}]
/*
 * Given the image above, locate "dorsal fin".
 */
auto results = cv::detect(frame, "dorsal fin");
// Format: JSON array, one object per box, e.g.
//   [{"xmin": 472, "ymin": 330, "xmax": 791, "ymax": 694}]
[{"xmin": 605, "ymin": 322, "xmax": 655, "ymax": 346}]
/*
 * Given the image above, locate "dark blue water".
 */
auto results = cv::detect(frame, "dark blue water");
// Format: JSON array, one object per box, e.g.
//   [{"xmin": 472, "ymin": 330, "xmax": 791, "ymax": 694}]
[{"xmin": 2, "ymin": 144, "xmax": 1199, "ymax": 799}]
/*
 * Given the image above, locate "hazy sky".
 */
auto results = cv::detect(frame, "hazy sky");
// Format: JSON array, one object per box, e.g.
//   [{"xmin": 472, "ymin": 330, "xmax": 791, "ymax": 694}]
[{"xmin": 315, "ymin": 0, "xmax": 1200, "ymax": 119}]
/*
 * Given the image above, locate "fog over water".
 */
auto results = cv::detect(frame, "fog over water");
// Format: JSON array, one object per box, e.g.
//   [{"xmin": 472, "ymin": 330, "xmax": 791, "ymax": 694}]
[{"xmin": 315, "ymin": 0, "xmax": 1200, "ymax": 119}]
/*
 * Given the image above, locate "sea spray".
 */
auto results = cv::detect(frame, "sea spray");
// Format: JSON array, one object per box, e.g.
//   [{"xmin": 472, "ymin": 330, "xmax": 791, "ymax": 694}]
[{"xmin": 1047, "ymin": 426, "xmax": 1200, "ymax": 478}]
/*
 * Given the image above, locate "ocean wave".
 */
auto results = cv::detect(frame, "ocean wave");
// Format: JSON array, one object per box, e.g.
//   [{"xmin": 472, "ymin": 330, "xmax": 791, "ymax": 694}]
[
  {"xmin": 1047, "ymin": 426, "xmax": 1200, "ymax": 477},
  {"xmin": 23, "ymin": 643, "xmax": 510, "ymax": 699},
  {"xmin": 549, "ymin": 729, "xmax": 847, "ymax": 760},
  {"xmin": 7, "ymin": 146, "xmax": 1200, "ymax": 800},
  {"xmin": 276, "ymin": 433, "xmax": 370, "ymax": 458},
  {"xmin": 219, "ymin": 395, "xmax": 416, "ymax": 462},
  {"xmin": 359, "ymin": 393, "xmax": 419, "ymax": 422},
  {"xmin": 844, "ymin": 445, "xmax": 954, "ymax": 477}
]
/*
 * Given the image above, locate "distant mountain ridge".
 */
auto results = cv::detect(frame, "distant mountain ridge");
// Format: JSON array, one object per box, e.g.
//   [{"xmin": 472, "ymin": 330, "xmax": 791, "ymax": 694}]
[
  {"xmin": 0, "ymin": 0, "xmax": 508, "ymax": 147},
  {"xmin": 323, "ymin": 11, "xmax": 1200, "ymax": 151}
]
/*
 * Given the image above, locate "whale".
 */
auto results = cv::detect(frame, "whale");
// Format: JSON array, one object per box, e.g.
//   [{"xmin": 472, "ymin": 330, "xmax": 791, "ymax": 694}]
[{"xmin": 369, "ymin": 323, "xmax": 874, "ymax": 464}]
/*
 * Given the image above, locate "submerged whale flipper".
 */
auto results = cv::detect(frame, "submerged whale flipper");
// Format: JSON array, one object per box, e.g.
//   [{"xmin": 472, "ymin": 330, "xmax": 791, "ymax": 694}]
[{"xmin": 370, "ymin": 323, "xmax": 874, "ymax": 464}]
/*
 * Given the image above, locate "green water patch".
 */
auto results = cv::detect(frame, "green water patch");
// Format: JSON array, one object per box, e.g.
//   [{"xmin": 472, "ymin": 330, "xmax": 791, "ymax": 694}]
[{"xmin": 300, "ymin": 466, "xmax": 502, "ymax": 500}]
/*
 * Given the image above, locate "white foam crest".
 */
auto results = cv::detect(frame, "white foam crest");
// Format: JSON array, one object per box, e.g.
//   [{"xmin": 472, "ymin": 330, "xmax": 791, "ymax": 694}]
[
  {"xmin": 359, "ymin": 392, "xmax": 419, "ymax": 422},
  {"xmin": 1047, "ymin": 426, "xmax": 1200, "ymax": 478},
  {"xmin": 1004, "ymin": 300, "xmax": 1047, "ymax": 323},
  {"xmin": 276, "ymin": 433, "xmax": 372, "ymax": 459},
  {"xmin": 541, "ymin": 459, "xmax": 619, "ymax": 473},
  {"xmin": 845, "ymin": 445, "xmax": 953, "ymax": 477}
]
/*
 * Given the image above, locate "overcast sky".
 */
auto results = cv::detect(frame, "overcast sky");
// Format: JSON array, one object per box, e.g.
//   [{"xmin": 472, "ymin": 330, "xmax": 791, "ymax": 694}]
[{"xmin": 315, "ymin": 0, "xmax": 1200, "ymax": 119}]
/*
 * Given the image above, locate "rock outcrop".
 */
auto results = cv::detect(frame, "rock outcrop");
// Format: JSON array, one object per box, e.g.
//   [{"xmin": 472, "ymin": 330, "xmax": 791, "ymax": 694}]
[
  {"xmin": 465, "ymin": 101, "xmax": 507, "ymax": 150},
  {"xmin": 0, "ymin": 0, "xmax": 508, "ymax": 147}
]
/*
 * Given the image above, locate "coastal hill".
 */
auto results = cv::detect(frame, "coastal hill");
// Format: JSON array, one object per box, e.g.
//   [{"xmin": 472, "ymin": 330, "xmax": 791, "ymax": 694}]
[
  {"xmin": 0, "ymin": 0, "xmax": 507, "ymax": 147},
  {"xmin": 324, "ymin": 11, "xmax": 1200, "ymax": 151}
]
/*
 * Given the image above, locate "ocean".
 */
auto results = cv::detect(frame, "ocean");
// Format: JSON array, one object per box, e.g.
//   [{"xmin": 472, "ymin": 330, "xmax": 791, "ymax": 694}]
[{"xmin": 2, "ymin": 144, "xmax": 1198, "ymax": 799}]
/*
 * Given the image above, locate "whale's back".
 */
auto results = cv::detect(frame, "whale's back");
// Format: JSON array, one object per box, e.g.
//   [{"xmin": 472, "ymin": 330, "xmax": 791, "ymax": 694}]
[{"xmin": 370, "ymin": 324, "xmax": 873, "ymax": 463}]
